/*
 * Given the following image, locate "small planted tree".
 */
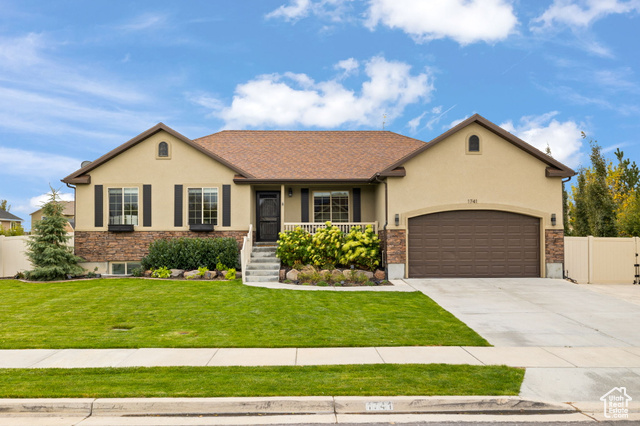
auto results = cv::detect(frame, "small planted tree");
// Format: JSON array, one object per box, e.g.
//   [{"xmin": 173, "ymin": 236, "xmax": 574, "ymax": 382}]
[{"xmin": 25, "ymin": 188, "xmax": 83, "ymax": 281}]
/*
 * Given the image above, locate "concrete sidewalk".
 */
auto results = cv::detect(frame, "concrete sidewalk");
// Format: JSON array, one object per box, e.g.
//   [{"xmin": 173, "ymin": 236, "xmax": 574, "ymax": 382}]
[{"xmin": 1, "ymin": 346, "xmax": 640, "ymax": 369}]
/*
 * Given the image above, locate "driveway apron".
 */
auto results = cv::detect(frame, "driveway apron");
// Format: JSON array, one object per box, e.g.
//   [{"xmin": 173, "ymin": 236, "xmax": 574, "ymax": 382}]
[
  {"xmin": 404, "ymin": 278, "xmax": 640, "ymax": 347},
  {"xmin": 404, "ymin": 278, "xmax": 640, "ymax": 403}
]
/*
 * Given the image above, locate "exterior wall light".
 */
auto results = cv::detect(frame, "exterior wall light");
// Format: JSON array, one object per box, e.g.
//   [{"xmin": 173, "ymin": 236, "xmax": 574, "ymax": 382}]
[
  {"xmin": 551, "ymin": 213, "xmax": 556, "ymax": 226},
  {"xmin": 395, "ymin": 214, "xmax": 400, "ymax": 226},
  {"xmin": 288, "ymin": 188, "xmax": 293, "ymax": 197}
]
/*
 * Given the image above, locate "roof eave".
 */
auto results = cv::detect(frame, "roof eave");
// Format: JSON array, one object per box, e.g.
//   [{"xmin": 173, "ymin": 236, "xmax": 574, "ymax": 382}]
[
  {"xmin": 61, "ymin": 123, "xmax": 255, "ymax": 184},
  {"xmin": 233, "ymin": 177, "xmax": 373, "ymax": 184},
  {"xmin": 377, "ymin": 113, "xmax": 576, "ymax": 178}
]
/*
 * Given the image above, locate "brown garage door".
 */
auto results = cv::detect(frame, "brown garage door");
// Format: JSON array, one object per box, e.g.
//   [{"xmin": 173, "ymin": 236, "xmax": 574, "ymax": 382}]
[{"xmin": 408, "ymin": 210, "xmax": 540, "ymax": 278}]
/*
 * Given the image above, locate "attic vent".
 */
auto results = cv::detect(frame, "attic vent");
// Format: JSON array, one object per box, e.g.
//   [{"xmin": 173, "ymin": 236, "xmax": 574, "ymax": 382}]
[
  {"xmin": 81, "ymin": 160, "xmax": 92, "ymax": 168},
  {"xmin": 468, "ymin": 135, "xmax": 480, "ymax": 153}
]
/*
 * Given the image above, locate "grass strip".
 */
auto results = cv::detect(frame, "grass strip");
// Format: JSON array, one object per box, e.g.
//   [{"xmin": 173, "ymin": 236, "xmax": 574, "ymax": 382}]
[
  {"xmin": 0, "ymin": 365, "xmax": 523, "ymax": 398},
  {"xmin": 0, "ymin": 279, "xmax": 489, "ymax": 348}
]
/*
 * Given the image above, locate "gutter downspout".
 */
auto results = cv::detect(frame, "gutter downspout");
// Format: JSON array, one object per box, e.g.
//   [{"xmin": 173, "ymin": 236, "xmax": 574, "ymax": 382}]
[{"xmin": 374, "ymin": 173, "xmax": 388, "ymax": 271}]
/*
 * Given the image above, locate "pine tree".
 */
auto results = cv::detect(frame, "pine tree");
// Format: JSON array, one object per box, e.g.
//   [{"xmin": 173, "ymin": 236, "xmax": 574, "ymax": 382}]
[
  {"xmin": 25, "ymin": 188, "xmax": 83, "ymax": 281},
  {"xmin": 586, "ymin": 141, "xmax": 617, "ymax": 236}
]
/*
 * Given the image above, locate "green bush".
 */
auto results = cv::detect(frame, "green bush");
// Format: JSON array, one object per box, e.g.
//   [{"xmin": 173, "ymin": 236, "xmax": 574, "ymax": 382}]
[
  {"xmin": 308, "ymin": 222, "xmax": 343, "ymax": 267},
  {"xmin": 276, "ymin": 223, "xmax": 381, "ymax": 271},
  {"xmin": 340, "ymin": 225, "xmax": 381, "ymax": 270},
  {"xmin": 151, "ymin": 266, "xmax": 171, "ymax": 278},
  {"xmin": 141, "ymin": 237, "xmax": 239, "ymax": 271},
  {"xmin": 225, "ymin": 268, "xmax": 236, "ymax": 280},
  {"xmin": 276, "ymin": 227, "xmax": 312, "ymax": 267}
]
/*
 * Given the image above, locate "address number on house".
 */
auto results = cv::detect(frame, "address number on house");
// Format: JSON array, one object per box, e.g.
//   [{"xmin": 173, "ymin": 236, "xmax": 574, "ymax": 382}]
[{"xmin": 468, "ymin": 199, "xmax": 478, "ymax": 204}]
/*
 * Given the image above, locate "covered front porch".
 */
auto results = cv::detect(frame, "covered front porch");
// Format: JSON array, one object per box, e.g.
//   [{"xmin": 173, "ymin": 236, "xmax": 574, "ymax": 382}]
[{"xmin": 249, "ymin": 183, "xmax": 382, "ymax": 242}]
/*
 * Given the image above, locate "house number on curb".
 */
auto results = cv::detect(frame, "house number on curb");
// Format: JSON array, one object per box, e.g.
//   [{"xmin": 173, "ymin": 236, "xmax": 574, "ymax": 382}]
[
  {"xmin": 366, "ymin": 401, "xmax": 394, "ymax": 411},
  {"xmin": 468, "ymin": 199, "xmax": 478, "ymax": 204}
]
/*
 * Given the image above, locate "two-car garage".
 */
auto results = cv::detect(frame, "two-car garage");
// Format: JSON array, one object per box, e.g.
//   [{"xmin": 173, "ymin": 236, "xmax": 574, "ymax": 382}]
[{"xmin": 407, "ymin": 210, "xmax": 540, "ymax": 278}]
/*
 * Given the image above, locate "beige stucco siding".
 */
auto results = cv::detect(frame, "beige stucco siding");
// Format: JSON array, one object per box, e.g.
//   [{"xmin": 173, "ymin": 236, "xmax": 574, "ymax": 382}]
[
  {"xmin": 75, "ymin": 130, "xmax": 250, "ymax": 232},
  {"xmin": 387, "ymin": 123, "xmax": 564, "ymax": 230}
]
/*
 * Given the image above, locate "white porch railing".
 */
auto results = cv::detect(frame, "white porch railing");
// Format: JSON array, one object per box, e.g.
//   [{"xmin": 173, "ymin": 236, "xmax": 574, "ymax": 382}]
[
  {"xmin": 240, "ymin": 224, "xmax": 253, "ymax": 283},
  {"xmin": 283, "ymin": 222, "xmax": 377, "ymax": 234}
]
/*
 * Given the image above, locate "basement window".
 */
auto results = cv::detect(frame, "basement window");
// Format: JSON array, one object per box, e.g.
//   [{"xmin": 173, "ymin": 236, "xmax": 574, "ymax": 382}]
[{"xmin": 110, "ymin": 262, "xmax": 142, "ymax": 275}]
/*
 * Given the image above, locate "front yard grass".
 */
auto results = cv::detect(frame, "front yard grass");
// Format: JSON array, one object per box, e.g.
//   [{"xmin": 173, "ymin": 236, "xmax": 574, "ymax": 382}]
[
  {"xmin": 0, "ymin": 365, "xmax": 523, "ymax": 398},
  {"xmin": 0, "ymin": 278, "xmax": 488, "ymax": 348}
]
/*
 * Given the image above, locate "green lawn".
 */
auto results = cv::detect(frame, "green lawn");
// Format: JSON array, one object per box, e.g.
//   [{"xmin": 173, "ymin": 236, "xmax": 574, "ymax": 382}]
[
  {"xmin": 0, "ymin": 278, "xmax": 488, "ymax": 348},
  {"xmin": 0, "ymin": 365, "xmax": 523, "ymax": 398}
]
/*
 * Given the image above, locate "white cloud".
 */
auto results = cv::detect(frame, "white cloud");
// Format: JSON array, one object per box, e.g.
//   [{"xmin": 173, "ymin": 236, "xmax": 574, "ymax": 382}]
[
  {"xmin": 29, "ymin": 192, "xmax": 74, "ymax": 210},
  {"xmin": 0, "ymin": 147, "xmax": 81, "ymax": 180},
  {"xmin": 334, "ymin": 58, "xmax": 359, "ymax": 78},
  {"xmin": 213, "ymin": 56, "xmax": 433, "ymax": 129},
  {"xmin": 266, "ymin": 0, "xmax": 312, "ymax": 21},
  {"xmin": 366, "ymin": 0, "xmax": 518, "ymax": 45},
  {"xmin": 500, "ymin": 112, "xmax": 584, "ymax": 167},
  {"xmin": 266, "ymin": 0, "xmax": 351, "ymax": 23},
  {"xmin": 531, "ymin": 0, "xmax": 640, "ymax": 30},
  {"xmin": 117, "ymin": 13, "xmax": 168, "ymax": 31}
]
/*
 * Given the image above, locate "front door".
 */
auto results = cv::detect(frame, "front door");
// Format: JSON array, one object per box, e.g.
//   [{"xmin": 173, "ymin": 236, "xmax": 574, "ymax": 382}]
[{"xmin": 256, "ymin": 191, "xmax": 280, "ymax": 241}]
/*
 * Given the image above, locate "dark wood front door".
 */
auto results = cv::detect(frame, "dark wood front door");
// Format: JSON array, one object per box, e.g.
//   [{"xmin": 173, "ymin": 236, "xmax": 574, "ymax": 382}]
[{"xmin": 256, "ymin": 192, "xmax": 280, "ymax": 241}]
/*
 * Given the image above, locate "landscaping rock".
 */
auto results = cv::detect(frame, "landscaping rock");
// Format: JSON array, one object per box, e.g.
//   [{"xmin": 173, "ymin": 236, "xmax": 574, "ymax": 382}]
[
  {"xmin": 204, "ymin": 271, "xmax": 217, "ymax": 280},
  {"xmin": 342, "ymin": 269, "xmax": 353, "ymax": 278},
  {"xmin": 374, "ymin": 269, "xmax": 386, "ymax": 280},
  {"xmin": 359, "ymin": 270, "xmax": 374, "ymax": 280},
  {"xmin": 170, "ymin": 269, "xmax": 184, "ymax": 278},
  {"xmin": 286, "ymin": 269, "xmax": 299, "ymax": 281},
  {"xmin": 331, "ymin": 269, "xmax": 342, "ymax": 276},
  {"xmin": 183, "ymin": 270, "xmax": 199, "ymax": 279},
  {"xmin": 320, "ymin": 269, "xmax": 330, "ymax": 276},
  {"xmin": 236, "ymin": 271, "xmax": 242, "ymax": 279},
  {"xmin": 144, "ymin": 270, "xmax": 152, "ymax": 278},
  {"xmin": 279, "ymin": 269, "xmax": 287, "ymax": 281}
]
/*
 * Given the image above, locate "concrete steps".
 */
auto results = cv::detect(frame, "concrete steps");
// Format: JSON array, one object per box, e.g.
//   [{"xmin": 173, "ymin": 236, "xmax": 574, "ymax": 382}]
[{"xmin": 244, "ymin": 243, "xmax": 280, "ymax": 283}]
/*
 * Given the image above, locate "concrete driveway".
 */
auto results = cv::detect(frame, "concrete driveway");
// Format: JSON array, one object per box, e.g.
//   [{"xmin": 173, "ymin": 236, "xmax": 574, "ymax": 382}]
[
  {"xmin": 405, "ymin": 278, "xmax": 640, "ymax": 403},
  {"xmin": 404, "ymin": 278, "xmax": 640, "ymax": 347}
]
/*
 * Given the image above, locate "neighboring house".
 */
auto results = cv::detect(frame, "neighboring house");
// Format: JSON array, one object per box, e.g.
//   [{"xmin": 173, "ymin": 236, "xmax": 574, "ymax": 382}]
[
  {"xmin": 0, "ymin": 210, "xmax": 23, "ymax": 231},
  {"xmin": 62, "ymin": 114, "xmax": 574, "ymax": 279},
  {"xmin": 30, "ymin": 201, "xmax": 75, "ymax": 233}
]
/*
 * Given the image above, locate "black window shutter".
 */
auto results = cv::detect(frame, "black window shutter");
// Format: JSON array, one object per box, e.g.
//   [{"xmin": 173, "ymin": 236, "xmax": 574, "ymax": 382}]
[
  {"xmin": 174, "ymin": 185, "xmax": 183, "ymax": 227},
  {"xmin": 352, "ymin": 188, "xmax": 361, "ymax": 222},
  {"xmin": 301, "ymin": 188, "xmax": 309, "ymax": 223},
  {"xmin": 94, "ymin": 185, "xmax": 103, "ymax": 227},
  {"xmin": 222, "ymin": 185, "xmax": 231, "ymax": 227},
  {"xmin": 143, "ymin": 185, "xmax": 152, "ymax": 227}
]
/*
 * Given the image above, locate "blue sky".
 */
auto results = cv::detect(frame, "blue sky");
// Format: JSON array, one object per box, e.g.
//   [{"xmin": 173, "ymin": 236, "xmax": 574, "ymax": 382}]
[{"xmin": 1, "ymin": 0, "xmax": 640, "ymax": 229}]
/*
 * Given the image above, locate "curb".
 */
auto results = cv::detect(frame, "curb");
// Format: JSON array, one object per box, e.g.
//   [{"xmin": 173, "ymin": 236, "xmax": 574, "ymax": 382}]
[{"xmin": 0, "ymin": 396, "xmax": 575, "ymax": 417}]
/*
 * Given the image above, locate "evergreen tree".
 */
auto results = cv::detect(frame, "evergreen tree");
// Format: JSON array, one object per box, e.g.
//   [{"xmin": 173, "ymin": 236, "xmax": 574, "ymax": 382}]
[
  {"xmin": 571, "ymin": 171, "xmax": 590, "ymax": 236},
  {"xmin": 0, "ymin": 199, "xmax": 9, "ymax": 211},
  {"xmin": 585, "ymin": 141, "xmax": 617, "ymax": 236},
  {"xmin": 25, "ymin": 188, "xmax": 83, "ymax": 281}
]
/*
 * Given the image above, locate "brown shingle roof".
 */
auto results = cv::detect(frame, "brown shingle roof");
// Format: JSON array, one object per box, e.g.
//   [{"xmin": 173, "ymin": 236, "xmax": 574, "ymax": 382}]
[{"xmin": 193, "ymin": 131, "xmax": 426, "ymax": 181}]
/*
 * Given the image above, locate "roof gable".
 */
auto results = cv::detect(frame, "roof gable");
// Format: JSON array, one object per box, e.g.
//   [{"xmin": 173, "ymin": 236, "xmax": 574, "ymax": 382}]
[
  {"xmin": 380, "ymin": 114, "xmax": 576, "ymax": 178},
  {"xmin": 62, "ymin": 123, "xmax": 252, "ymax": 184}
]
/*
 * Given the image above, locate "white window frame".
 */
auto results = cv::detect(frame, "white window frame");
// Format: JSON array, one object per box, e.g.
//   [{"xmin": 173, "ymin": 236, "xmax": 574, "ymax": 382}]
[
  {"xmin": 313, "ymin": 190, "xmax": 349, "ymax": 223},
  {"xmin": 188, "ymin": 187, "xmax": 218, "ymax": 225},
  {"xmin": 110, "ymin": 262, "xmax": 142, "ymax": 275},
  {"xmin": 108, "ymin": 187, "xmax": 139, "ymax": 225}
]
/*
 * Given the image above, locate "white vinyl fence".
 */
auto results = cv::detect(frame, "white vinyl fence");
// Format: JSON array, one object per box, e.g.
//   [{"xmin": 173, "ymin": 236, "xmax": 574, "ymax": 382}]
[
  {"xmin": 0, "ymin": 234, "xmax": 75, "ymax": 278},
  {"xmin": 565, "ymin": 236, "xmax": 640, "ymax": 284}
]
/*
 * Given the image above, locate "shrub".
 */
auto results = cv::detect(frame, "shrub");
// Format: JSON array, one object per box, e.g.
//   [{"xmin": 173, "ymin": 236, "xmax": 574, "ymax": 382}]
[
  {"xmin": 308, "ymin": 222, "xmax": 344, "ymax": 267},
  {"xmin": 340, "ymin": 225, "xmax": 381, "ymax": 271},
  {"xmin": 131, "ymin": 267, "xmax": 144, "ymax": 277},
  {"xmin": 141, "ymin": 237, "xmax": 239, "ymax": 271},
  {"xmin": 197, "ymin": 266, "xmax": 208, "ymax": 277},
  {"xmin": 276, "ymin": 227, "xmax": 312, "ymax": 266},
  {"xmin": 225, "ymin": 268, "xmax": 236, "ymax": 280},
  {"xmin": 151, "ymin": 266, "xmax": 171, "ymax": 278}
]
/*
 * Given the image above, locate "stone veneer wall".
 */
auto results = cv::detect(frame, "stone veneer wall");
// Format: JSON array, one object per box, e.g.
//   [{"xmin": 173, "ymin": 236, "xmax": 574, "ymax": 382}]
[
  {"xmin": 545, "ymin": 229, "xmax": 564, "ymax": 264},
  {"xmin": 379, "ymin": 229, "xmax": 407, "ymax": 266},
  {"xmin": 75, "ymin": 231, "xmax": 248, "ymax": 262}
]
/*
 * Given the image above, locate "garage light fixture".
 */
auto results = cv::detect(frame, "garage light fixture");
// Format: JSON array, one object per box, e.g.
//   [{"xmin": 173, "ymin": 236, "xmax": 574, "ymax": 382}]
[
  {"xmin": 551, "ymin": 213, "xmax": 556, "ymax": 226},
  {"xmin": 288, "ymin": 188, "xmax": 293, "ymax": 197}
]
